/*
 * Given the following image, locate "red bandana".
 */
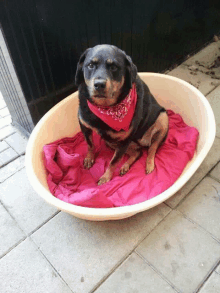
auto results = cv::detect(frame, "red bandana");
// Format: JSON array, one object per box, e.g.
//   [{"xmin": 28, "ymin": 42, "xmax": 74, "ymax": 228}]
[{"xmin": 87, "ymin": 84, "xmax": 137, "ymax": 131}]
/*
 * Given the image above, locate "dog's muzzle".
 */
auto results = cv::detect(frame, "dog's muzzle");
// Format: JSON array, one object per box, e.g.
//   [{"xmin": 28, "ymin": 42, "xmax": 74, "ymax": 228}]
[{"xmin": 94, "ymin": 79, "xmax": 106, "ymax": 91}]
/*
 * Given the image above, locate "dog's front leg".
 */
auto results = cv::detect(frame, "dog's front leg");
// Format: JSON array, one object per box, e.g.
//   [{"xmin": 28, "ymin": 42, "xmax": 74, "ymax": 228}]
[
  {"xmin": 79, "ymin": 120, "xmax": 95, "ymax": 169},
  {"xmin": 98, "ymin": 142, "xmax": 130, "ymax": 185}
]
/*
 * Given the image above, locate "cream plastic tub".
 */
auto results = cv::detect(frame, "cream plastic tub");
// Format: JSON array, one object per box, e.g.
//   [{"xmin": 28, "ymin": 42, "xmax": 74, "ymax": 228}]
[{"xmin": 25, "ymin": 73, "xmax": 216, "ymax": 221}]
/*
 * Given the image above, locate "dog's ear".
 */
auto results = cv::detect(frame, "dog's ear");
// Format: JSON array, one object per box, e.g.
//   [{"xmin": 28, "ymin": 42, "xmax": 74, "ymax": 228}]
[
  {"xmin": 125, "ymin": 54, "xmax": 137, "ymax": 88},
  {"xmin": 75, "ymin": 48, "xmax": 90, "ymax": 86}
]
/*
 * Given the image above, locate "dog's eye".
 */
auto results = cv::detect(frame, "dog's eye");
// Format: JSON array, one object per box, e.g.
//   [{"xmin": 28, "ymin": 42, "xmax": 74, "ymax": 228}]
[
  {"xmin": 110, "ymin": 65, "xmax": 118, "ymax": 72},
  {"xmin": 88, "ymin": 63, "xmax": 95, "ymax": 69}
]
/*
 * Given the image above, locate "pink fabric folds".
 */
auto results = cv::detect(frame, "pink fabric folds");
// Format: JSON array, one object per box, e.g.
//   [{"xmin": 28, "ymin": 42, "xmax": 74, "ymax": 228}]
[{"xmin": 43, "ymin": 110, "xmax": 199, "ymax": 208}]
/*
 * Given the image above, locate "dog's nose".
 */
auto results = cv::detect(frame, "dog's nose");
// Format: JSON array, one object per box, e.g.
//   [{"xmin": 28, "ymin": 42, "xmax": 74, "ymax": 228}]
[{"xmin": 94, "ymin": 80, "xmax": 106, "ymax": 90}]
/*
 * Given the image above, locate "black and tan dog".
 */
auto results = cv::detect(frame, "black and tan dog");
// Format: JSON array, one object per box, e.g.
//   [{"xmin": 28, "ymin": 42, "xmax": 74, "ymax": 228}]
[{"xmin": 75, "ymin": 44, "xmax": 168, "ymax": 185}]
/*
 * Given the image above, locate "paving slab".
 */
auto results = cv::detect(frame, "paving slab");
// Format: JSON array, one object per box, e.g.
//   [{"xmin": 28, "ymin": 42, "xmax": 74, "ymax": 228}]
[
  {"xmin": 165, "ymin": 137, "xmax": 220, "ymax": 208},
  {"xmin": 199, "ymin": 271, "xmax": 220, "ymax": 293},
  {"xmin": 206, "ymin": 86, "xmax": 220, "ymax": 138},
  {"xmin": 0, "ymin": 147, "xmax": 18, "ymax": 167},
  {"xmin": 168, "ymin": 64, "xmax": 219, "ymax": 96},
  {"xmin": 5, "ymin": 132, "xmax": 28, "ymax": 155},
  {"xmin": 0, "ymin": 168, "xmax": 58, "ymax": 235},
  {"xmin": 31, "ymin": 204, "xmax": 171, "ymax": 293},
  {"xmin": 210, "ymin": 162, "xmax": 220, "ymax": 181},
  {"xmin": 0, "ymin": 116, "xmax": 12, "ymax": 129},
  {"xmin": 0, "ymin": 140, "xmax": 9, "ymax": 152},
  {"xmin": 0, "ymin": 125, "xmax": 16, "ymax": 140},
  {"xmin": 184, "ymin": 41, "xmax": 220, "ymax": 68},
  {"xmin": 0, "ymin": 107, "xmax": 10, "ymax": 117},
  {"xmin": 136, "ymin": 210, "xmax": 220, "ymax": 293},
  {"xmin": 0, "ymin": 238, "xmax": 72, "ymax": 293},
  {"xmin": 0, "ymin": 203, "xmax": 25, "ymax": 258},
  {"xmin": 95, "ymin": 252, "xmax": 176, "ymax": 293},
  {"xmin": 0, "ymin": 155, "xmax": 25, "ymax": 183},
  {"xmin": 177, "ymin": 177, "xmax": 220, "ymax": 241},
  {"xmin": 170, "ymin": 40, "xmax": 220, "ymax": 84}
]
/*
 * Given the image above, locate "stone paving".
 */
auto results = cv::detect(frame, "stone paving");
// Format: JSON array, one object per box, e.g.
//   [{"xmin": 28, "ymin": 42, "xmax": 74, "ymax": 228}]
[{"xmin": 0, "ymin": 40, "xmax": 220, "ymax": 293}]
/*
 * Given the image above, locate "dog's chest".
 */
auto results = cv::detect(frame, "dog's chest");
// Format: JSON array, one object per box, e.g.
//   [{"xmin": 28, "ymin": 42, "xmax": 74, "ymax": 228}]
[
  {"xmin": 106, "ymin": 127, "xmax": 133, "ymax": 141},
  {"xmin": 79, "ymin": 101, "xmax": 134, "ymax": 143}
]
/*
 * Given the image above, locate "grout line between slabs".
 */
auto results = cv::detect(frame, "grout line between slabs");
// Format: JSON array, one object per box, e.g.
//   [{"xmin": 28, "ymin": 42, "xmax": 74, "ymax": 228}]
[
  {"xmin": 0, "ymin": 130, "xmax": 16, "ymax": 141},
  {"xmin": 90, "ymin": 252, "xmax": 132, "ymax": 293},
  {"xmin": 195, "ymin": 258, "xmax": 220, "ymax": 293},
  {"xmin": 0, "ymin": 141, "xmax": 10, "ymax": 153},
  {"xmin": 0, "ymin": 198, "xmax": 27, "ymax": 260},
  {"xmin": 0, "ymin": 236, "xmax": 26, "ymax": 260},
  {"xmin": 208, "ymin": 174, "xmax": 220, "ymax": 184},
  {"xmin": 0, "ymin": 199, "xmax": 26, "ymax": 236},
  {"xmin": 167, "ymin": 158, "xmax": 220, "ymax": 210},
  {"xmin": 28, "ymin": 236, "xmax": 75, "ymax": 293},
  {"xmin": 27, "ymin": 210, "xmax": 61, "ymax": 238},
  {"xmin": 0, "ymin": 164, "xmax": 25, "ymax": 184},
  {"xmin": 91, "ymin": 208, "xmax": 173, "ymax": 293},
  {"xmin": 173, "ymin": 161, "xmax": 220, "ymax": 211},
  {"xmin": 208, "ymin": 160, "xmax": 220, "ymax": 173},
  {"xmin": 0, "ymin": 196, "xmax": 61, "ymax": 261},
  {"xmin": 4, "ymin": 142, "xmax": 25, "ymax": 157},
  {"xmin": 135, "ymin": 250, "xmax": 181, "ymax": 293},
  {"xmin": 0, "ymin": 154, "xmax": 19, "ymax": 168},
  {"xmin": 205, "ymin": 85, "xmax": 220, "ymax": 97},
  {"xmin": 172, "ymin": 166, "xmax": 220, "ymax": 211},
  {"xmin": 0, "ymin": 212, "xmax": 60, "ymax": 261},
  {"xmin": 177, "ymin": 211, "xmax": 220, "ymax": 245},
  {"xmin": 135, "ymin": 210, "xmax": 220, "ymax": 293}
]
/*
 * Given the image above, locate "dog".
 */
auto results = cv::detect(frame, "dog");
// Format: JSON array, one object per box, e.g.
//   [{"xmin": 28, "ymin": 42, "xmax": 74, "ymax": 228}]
[{"xmin": 75, "ymin": 44, "xmax": 169, "ymax": 185}]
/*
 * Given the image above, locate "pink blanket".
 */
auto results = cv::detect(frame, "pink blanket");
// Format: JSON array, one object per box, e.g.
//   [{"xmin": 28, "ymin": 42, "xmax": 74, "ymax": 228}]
[{"xmin": 43, "ymin": 110, "xmax": 199, "ymax": 208}]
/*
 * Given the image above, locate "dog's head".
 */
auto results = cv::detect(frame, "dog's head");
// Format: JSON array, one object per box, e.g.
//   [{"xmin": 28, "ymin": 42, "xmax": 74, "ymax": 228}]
[{"xmin": 75, "ymin": 45, "xmax": 137, "ymax": 106}]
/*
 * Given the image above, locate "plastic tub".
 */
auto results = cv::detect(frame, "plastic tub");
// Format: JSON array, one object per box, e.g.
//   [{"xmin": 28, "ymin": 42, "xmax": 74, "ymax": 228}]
[{"xmin": 25, "ymin": 73, "xmax": 216, "ymax": 221}]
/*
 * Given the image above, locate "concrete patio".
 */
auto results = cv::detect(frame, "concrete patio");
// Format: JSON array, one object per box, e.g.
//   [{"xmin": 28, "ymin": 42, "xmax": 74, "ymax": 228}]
[{"xmin": 0, "ymin": 39, "xmax": 220, "ymax": 293}]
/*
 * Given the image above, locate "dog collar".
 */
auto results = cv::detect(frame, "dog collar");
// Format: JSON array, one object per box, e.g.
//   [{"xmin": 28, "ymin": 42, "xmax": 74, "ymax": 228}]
[{"xmin": 87, "ymin": 83, "xmax": 137, "ymax": 131}]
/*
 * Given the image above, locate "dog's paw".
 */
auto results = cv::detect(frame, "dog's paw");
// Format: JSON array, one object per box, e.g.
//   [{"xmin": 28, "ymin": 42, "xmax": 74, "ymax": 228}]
[
  {"xmin": 146, "ymin": 161, "xmax": 155, "ymax": 174},
  {"xmin": 120, "ymin": 163, "xmax": 130, "ymax": 176},
  {"xmin": 97, "ymin": 171, "xmax": 113, "ymax": 185},
  {"xmin": 97, "ymin": 176, "xmax": 110, "ymax": 186},
  {"xmin": 83, "ymin": 157, "xmax": 94, "ymax": 169}
]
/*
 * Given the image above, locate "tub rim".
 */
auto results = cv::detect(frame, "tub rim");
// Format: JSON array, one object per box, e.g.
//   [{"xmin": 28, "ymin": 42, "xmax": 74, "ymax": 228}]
[{"xmin": 25, "ymin": 73, "xmax": 216, "ymax": 220}]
